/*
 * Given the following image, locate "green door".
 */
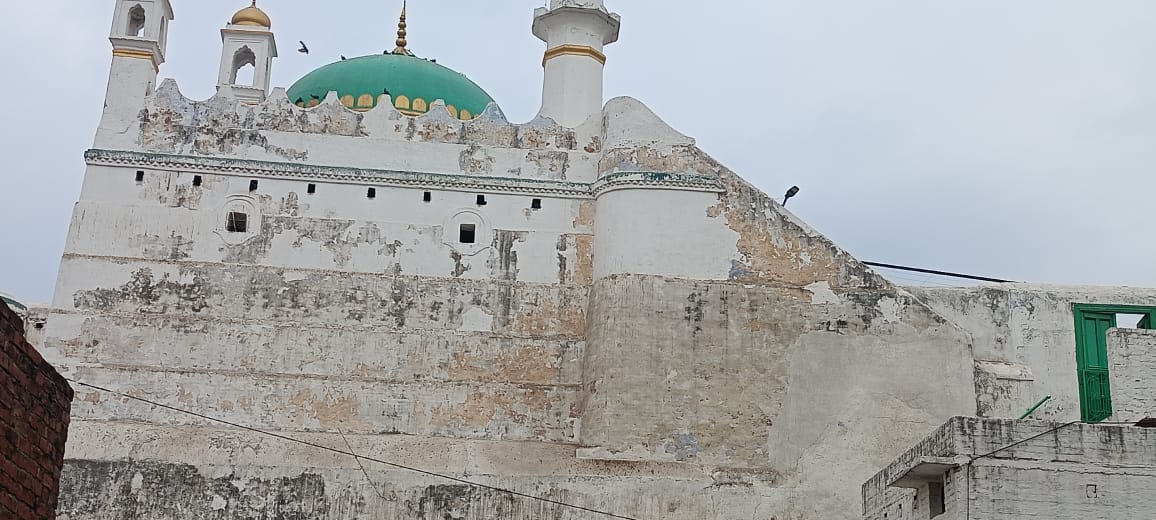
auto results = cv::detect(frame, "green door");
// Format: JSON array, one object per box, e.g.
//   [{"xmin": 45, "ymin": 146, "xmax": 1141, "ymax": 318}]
[{"xmin": 1076, "ymin": 312, "xmax": 1114, "ymax": 423}]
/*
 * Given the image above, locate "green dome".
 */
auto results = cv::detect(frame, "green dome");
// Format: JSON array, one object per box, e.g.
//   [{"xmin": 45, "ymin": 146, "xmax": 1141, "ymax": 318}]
[{"xmin": 287, "ymin": 53, "xmax": 496, "ymax": 120}]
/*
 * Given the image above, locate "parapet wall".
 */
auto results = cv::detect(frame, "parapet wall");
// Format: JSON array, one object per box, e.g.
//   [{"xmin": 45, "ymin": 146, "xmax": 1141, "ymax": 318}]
[
  {"xmin": 0, "ymin": 301, "xmax": 73, "ymax": 519},
  {"xmin": 1109, "ymin": 327, "xmax": 1156, "ymax": 425},
  {"xmin": 100, "ymin": 81, "xmax": 606, "ymax": 184}
]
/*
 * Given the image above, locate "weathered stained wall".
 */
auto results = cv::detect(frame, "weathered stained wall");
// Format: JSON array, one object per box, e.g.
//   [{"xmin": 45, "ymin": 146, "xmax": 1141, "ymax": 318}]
[
  {"xmin": 47, "ymin": 79, "xmax": 605, "ymax": 442},
  {"xmin": 1, "ymin": 301, "xmax": 73, "ymax": 519},
  {"xmin": 864, "ymin": 417, "xmax": 1156, "ymax": 520},
  {"xmin": 52, "ymin": 76, "xmax": 981, "ymax": 519},
  {"xmin": 48, "ymin": 74, "xmax": 618, "ymax": 518},
  {"xmin": 61, "ymin": 166, "xmax": 595, "ymax": 285},
  {"xmin": 908, "ymin": 285, "xmax": 1156, "ymax": 421},
  {"xmin": 58, "ymin": 421, "xmax": 790, "ymax": 520},
  {"xmin": 576, "ymin": 98, "xmax": 977, "ymax": 519},
  {"xmin": 1109, "ymin": 328, "xmax": 1156, "ymax": 425},
  {"xmin": 107, "ymin": 81, "xmax": 604, "ymax": 184},
  {"xmin": 49, "ymin": 211, "xmax": 591, "ymax": 441}
]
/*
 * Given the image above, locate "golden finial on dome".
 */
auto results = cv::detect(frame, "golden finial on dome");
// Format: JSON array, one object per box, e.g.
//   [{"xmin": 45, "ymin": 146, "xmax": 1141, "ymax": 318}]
[
  {"xmin": 392, "ymin": 1, "xmax": 412, "ymax": 55},
  {"xmin": 231, "ymin": 0, "xmax": 272, "ymax": 29}
]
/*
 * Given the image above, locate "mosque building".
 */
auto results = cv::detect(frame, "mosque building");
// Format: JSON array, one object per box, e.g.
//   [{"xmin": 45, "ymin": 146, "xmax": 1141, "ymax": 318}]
[{"xmin": 31, "ymin": 0, "xmax": 1156, "ymax": 518}]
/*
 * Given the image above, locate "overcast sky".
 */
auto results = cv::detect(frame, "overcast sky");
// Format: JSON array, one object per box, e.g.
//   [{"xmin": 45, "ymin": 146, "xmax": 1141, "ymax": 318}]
[{"xmin": 2, "ymin": 1, "xmax": 1155, "ymax": 303}]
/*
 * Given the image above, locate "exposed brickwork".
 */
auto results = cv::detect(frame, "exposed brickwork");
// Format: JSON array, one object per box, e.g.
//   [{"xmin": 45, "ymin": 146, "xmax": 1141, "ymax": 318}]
[{"xmin": 1, "ymin": 303, "xmax": 73, "ymax": 520}]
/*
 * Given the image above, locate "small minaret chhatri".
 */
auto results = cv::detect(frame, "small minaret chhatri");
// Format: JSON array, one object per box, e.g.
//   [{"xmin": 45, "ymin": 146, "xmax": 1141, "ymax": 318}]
[
  {"xmin": 99, "ymin": 0, "xmax": 174, "ymax": 147},
  {"xmin": 218, "ymin": 1, "xmax": 278, "ymax": 104},
  {"xmin": 533, "ymin": 0, "xmax": 621, "ymax": 127}
]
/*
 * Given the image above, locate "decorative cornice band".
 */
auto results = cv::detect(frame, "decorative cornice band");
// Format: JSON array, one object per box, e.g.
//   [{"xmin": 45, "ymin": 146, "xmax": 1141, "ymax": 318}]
[
  {"xmin": 591, "ymin": 171, "xmax": 726, "ymax": 197},
  {"xmin": 542, "ymin": 45, "xmax": 607, "ymax": 67},
  {"xmin": 112, "ymin": 49, "xmax": 159, "ymax": 71},
  {"xmin": 87, "ymin": 149, "xmax": 594, "ymax": 198},
  {"xmin": 85, "ymin": 149, "xmax": 726, "ymax": 199}
]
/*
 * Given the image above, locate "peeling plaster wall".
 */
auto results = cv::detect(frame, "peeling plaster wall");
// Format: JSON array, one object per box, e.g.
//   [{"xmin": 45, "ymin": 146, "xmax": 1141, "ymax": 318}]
[
  {"xmin": 65, "ymin": 167, "xmax": 593, "ymax": 284},
  {"xmin": 59, "ymin": 422, "xmax": 788, "ymax": 520},
  {"xmin": 21, "ymin": 306, "xmax": 49, "ymax": 351},
  {"xmin": 111, "ymin": 82, "xmax": 602, "ymax": 184},
  {"xmin": 575, "ymin": 98, "xmax": 977, "ymax": 519},
  {"xmin": 49, "ymin": 81, "xmax": 991, "ymax": 519},
  {"xmin": 51, "ymin": 81, "xmax": 613, "ymax": 518},
  {"xmin": 48, "ymin": 257, "xmax": 587, "ymax": 439},
  {"xmin": 908, "ymin": 285, "xmax": 1156, "ymax": 421}
]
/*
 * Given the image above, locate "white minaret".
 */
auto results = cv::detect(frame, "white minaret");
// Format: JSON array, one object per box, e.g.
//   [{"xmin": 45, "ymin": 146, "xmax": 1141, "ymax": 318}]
[
  {"xmin": 533, "ymin": 0, "xmax": 621, "ymax": 128},
  {"xmin": 98, "ymin": 0, "xmax": 174, "ymax": 146},
  {"xmin": 218, "ymin": 1, "xmax": 278, "ymax": 104}
]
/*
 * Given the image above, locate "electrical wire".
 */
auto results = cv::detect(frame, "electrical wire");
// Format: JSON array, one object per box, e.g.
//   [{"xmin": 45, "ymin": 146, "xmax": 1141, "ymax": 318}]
[
  {"xmin": 863, "ymin": 261, "xmax": 1015, "ymax": 284},
  {"xmin": 337, "ymin": 428, "xmax": 389, "ymax": 502},
  {"xmin": 65, "ymin": 378, "xmax": 643, "ymax": 520},
  {"xmin": 869, "ymin": 267, "xmax": 978, "ymax": 288},
  {"xmin": 971, "ymin": 420, "xmax": 1079, "ymax": 462}
]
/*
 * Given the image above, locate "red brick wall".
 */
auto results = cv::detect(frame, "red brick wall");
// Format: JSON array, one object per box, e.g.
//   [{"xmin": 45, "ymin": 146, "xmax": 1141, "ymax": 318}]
[{"xmin": 0, "ymin": 303, "xmax": 73, "ymax": 520}]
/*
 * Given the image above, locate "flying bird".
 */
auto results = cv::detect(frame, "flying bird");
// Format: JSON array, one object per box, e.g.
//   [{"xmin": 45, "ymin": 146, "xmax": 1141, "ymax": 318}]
[
  {"xmin": 298, "ymin": 41, "xmax": 309, "ymax": 54},
  {"xmin": 782, "ymin": 186, "xmax": 800, "ymax": 207}
]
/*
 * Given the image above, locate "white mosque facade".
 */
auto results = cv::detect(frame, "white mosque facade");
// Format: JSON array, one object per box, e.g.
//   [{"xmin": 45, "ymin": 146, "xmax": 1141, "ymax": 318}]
[{"xmin": 35, "ymin": 1, "xmax": 1156, "ymax": 518}]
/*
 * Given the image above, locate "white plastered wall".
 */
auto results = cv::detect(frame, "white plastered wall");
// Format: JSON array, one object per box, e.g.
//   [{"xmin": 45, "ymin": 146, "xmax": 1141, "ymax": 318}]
[
  {"xmin": 909, "ymin": 284, "xmax": 1156, "ymax": 422},
  {"xmin": 58, "ymin": 165, "xmax": 592, "ymax": 287},
  {"xmin": 593, "ymin": 188, "xmax": 738, "ymax": 280}
]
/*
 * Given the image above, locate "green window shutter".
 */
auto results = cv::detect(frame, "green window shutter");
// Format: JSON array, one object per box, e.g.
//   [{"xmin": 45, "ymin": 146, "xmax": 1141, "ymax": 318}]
[
  {"xmin": 1073, "ymin": 305, "xmax": 1156, "ymax": 423},
  {"xmin": 1081, "ymin": 369, "xmax": 1112, "ymax": 423}
]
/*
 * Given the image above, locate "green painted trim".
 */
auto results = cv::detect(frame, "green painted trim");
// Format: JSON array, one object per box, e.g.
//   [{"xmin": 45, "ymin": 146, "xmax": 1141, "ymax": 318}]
[
  {"xmin": 1072, "ymin": 303, "xmax": 1156, "ymax": 317},
  {"xmin": 0, "ymin": 295, "xmax": 27, "ymax": 313},
  {"xmin": 1018, "ymin": 395, "xmax": 1051, "ymax": 420},
  {"xmin": 1071, "ymin": 303, "xmax": 1156, "ymax": 423}
]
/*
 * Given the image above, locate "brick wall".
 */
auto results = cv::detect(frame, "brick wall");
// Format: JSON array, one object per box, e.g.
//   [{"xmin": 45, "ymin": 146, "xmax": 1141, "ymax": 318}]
[{"xmin": 1, "ymin": 302, "xmax": 73, "ymax": 519}]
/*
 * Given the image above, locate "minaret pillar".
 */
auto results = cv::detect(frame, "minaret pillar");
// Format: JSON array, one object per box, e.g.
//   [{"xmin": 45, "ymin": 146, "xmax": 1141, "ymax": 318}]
[
  {"xmin": 97, "ymin": 0, "xmax": 174, "ymax": 147},
  {"xmin": 218, "ymin": 1, "xmax": 278, "ymax": 104},
  {"xmin": 533, "ymin": 1, "xmax": 621, "ymax": 128}
]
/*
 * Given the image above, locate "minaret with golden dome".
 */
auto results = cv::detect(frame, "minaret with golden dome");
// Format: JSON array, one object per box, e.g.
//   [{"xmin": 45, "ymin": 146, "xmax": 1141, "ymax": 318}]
[
  {"xmin": 231, "ymin": 0, "xmax": 272, "ymax": 28},
  {"xmin": 217, "ymin": 0, "xmax": 279, "ymax": 104}
]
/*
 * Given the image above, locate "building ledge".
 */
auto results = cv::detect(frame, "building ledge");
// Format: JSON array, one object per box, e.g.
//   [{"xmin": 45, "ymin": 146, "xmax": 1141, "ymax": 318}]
[{"xmin": 888, "ymin": 457, "xmax": 965, "ymax": 489}]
